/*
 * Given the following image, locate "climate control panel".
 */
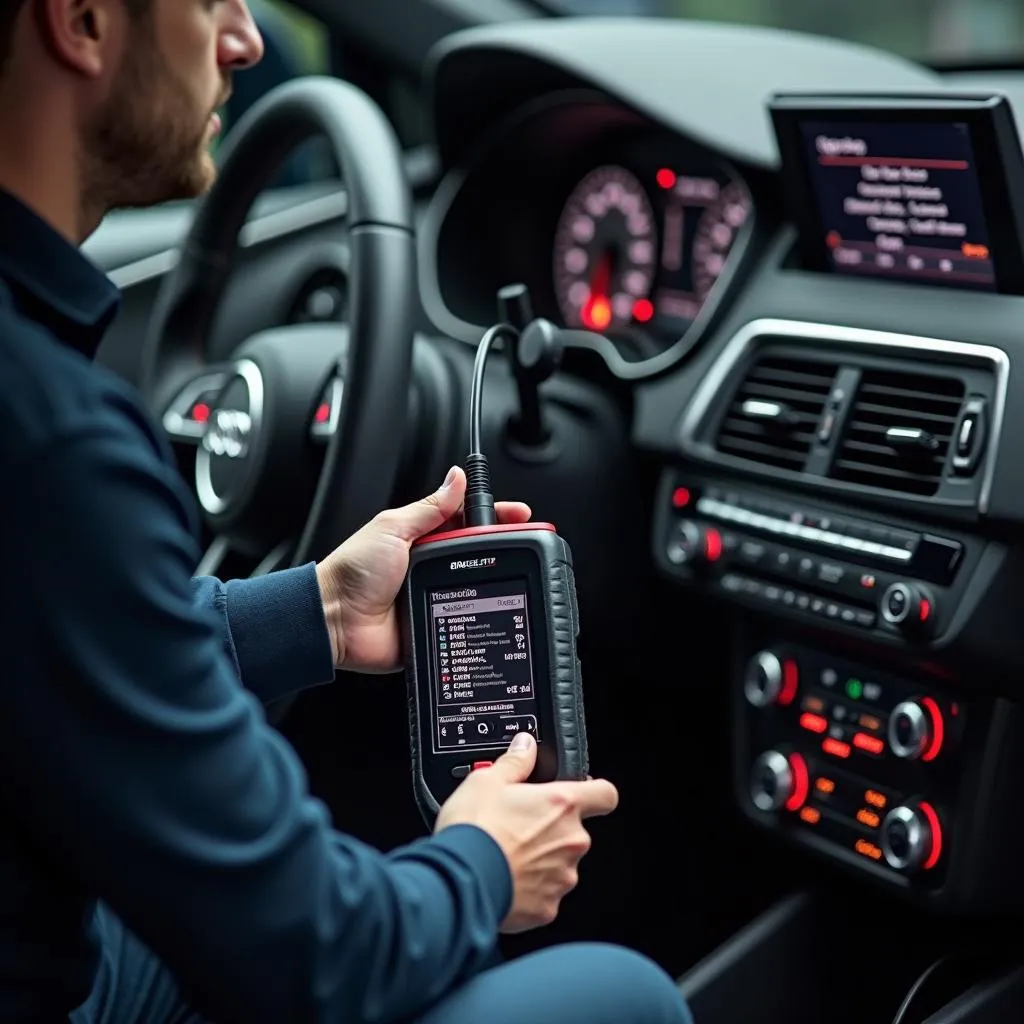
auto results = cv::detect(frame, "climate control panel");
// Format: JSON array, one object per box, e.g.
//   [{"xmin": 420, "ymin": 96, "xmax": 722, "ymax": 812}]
[{"xmin": 735, "ymin": 644, "xmax": 966, "ymax": 886}]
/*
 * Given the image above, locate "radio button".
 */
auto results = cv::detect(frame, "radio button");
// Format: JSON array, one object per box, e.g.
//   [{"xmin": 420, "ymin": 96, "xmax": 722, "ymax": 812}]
[
  {"xmin": 818, "ymin": 563, "xmax": 845, "ymax": 585},
  {"xmin": 880, "ymin": 582, "xmax": 936, "ymax": 637},
  {"xmin": 738, "ymin": 540, "xmax": 767, "ymax": 564},
  {"xmin": 666, "ymin": 520, "xmax": 723, "ymax": 568},
  {"xmin": 773, "ymin": 550, "xmax": 793, "ymax": 572}
]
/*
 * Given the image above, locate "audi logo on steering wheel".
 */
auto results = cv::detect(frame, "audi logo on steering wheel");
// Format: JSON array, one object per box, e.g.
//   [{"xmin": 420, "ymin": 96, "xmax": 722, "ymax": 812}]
[{"xmin": 202, "ymin": 408, "xmax": 252, "ymax": 460}]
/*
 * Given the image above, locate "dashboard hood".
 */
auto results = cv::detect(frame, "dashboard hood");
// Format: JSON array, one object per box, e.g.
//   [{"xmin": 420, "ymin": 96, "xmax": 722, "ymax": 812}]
[{"xmin": 426, "ymin": 17, "xmax": 945, "ymax": 171}]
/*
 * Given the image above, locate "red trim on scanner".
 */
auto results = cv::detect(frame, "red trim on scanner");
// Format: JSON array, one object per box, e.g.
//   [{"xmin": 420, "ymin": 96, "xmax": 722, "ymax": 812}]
[{"xmin": 413, "ymin": 522, "xmax": 556, "ymax": 547}]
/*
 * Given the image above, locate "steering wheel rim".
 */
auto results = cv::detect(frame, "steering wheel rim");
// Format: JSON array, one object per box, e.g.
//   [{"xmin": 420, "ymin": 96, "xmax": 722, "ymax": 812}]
[{"xmin": 141, "ymin": 76, "xmax": 416, "ymax": 575}]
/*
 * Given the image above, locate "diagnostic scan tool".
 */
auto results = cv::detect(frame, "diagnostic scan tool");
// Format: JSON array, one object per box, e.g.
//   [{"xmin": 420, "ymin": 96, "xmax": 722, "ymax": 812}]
[{"xmin": 401, "ymin": 299, "xmax": 590, "ymax": 824}]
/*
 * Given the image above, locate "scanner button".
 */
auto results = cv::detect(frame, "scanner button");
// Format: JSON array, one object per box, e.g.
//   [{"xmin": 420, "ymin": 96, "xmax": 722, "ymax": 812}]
[
  {"xmin": 450, "ymin": 765, "xmax": 471, "ymax": 779},
  {"xmin": 472, "ymin": 761, "xmax": 494, "ymax": 771}
]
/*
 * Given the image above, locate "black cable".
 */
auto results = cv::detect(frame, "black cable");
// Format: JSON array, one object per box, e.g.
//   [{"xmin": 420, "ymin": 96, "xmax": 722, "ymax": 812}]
[
  {"xmin": 464, "ymin": 323, "xmax": 518, "ymax": 528},
  {"xmin": 891, "ymin": 954, "xmax": 958, "ymax": 1024}
]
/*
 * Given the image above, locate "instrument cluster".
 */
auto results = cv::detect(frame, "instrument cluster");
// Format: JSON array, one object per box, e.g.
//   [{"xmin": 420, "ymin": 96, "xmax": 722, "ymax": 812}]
[
  {"xmin": 422, "ymin": 107, "xmax": 757, "ymax": 370},
  {"xmin": 551, "ymin": 154, "xmax": 752, "ymax": 360}
]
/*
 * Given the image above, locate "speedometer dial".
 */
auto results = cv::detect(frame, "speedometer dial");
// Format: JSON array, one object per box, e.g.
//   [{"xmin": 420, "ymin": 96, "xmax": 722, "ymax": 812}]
[
  {"xmin": 553, "ymin": 166, "xmax": 657, "ymax": 333},
  {"xmin": 692, "ymin": 180, "xmax": 752, "ymax": 301}
]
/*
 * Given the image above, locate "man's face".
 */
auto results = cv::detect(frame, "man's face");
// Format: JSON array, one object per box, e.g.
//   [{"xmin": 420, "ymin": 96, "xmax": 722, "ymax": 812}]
[{"xmin": 83, "ymin": 0, "xmax": 263, "ymax": 210}]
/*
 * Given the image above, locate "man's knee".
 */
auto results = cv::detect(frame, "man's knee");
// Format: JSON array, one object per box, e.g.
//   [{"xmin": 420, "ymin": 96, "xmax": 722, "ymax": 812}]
[{"xmin": 549, "ymin": 943, "xmax": 694, "ymax": 1024}]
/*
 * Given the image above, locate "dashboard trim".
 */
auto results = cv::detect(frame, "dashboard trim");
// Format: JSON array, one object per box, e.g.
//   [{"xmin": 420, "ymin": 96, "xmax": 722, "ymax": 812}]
[
  {"xmin": 108, "ymin": 191, "xmax": 351, "ymax": 291},
  {"xmin": 678, "ymin": 318, "xmax": 1010, "ymax": 515}
]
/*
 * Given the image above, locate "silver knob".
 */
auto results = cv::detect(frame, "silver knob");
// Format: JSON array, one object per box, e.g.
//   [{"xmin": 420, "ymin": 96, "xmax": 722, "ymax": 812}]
[
  {"xmin": 880, "ymin": 806, "xmax": 932, "ymax": 871},
  {"xmin": 888, "ymin": 701, "xmax": 930, "ymax": 760},
  {"xmin": 745, "ymin": 652, "xmax": 784, "ymax": 708},
  {"xmin": 750, "ymin": 750, "xmax": 793, "ymax": 812}
]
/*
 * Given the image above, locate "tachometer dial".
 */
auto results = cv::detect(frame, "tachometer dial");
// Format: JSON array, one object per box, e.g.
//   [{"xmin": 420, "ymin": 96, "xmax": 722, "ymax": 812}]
[
  {"xmin": 553, "ymin": 166, "xmax": 657, "ymax": 333},
  {"xmin": 692, "ymin": 179, "xmax": 752, "ymax": 300}
]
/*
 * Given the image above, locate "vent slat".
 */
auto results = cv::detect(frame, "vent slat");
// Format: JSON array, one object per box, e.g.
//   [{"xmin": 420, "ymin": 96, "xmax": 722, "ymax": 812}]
[
  {"xmin": 831, "ymin": 369, "xmax": 965, "ymax": 496},
  {"xmin": 848, "ymin": 403, "xmax": 959, "ymax": 427},
  {"xmin": 714, "ymin": 354, "xmax": 837, "ymax": 471}
]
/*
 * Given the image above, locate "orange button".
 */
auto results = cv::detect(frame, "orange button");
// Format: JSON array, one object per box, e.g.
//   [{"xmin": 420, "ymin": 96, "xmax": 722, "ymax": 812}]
[
  {"xmin": 822, "ymin": 737, "xmax": 851, "ymax": 759},
  {"xmin": 855, "ymin": 839, "xmax": 883, "ymax": 861},
  {"xmin": 803, "ymin": 696, "xmax": 825, "ymax": 713},
  {"xmin": 815, "ymin": 777, "xmax": 836, "ymax": 795},
  {"xmin": 800, "ymin": 712, "xmax": 828, "ymax": 734},
  {"xmin": 856, "ymin": 808, "xmax": 881, "ymax": 828},
  {"xmin": 859, "ymin": 714, "xmax": 882, "ymax": 731},
  {"xmin": 799, "ymin": 806, "xmax": 821, "ymax": 825},
  {"xmin": 864, "ymin": 789, "xmax": 887, "ymax": 809},
  {"xmin": 853, "ymin": 732, "xmax": 885, "ymax": 755}
]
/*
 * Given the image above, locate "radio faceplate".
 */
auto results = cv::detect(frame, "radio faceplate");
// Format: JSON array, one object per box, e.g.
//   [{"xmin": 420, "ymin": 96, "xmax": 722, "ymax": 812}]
[
  {"xmin": 653, "ymin": 474, "xmax": 976, "ymax": 645},
  {"xmin": 735, "ymin": 643, "xmax": 968, "ymax": 890}
]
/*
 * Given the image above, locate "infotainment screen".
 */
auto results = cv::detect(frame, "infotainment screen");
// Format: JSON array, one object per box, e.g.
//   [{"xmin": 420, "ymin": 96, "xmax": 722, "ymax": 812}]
[
  {"xmin": 428, "ymin": 579, "xmax": 540, "ymax": 753},
  {"xmin": 771, "ymin": 95, "xmax": 1024, "ymax": 294},
  {"xmin": 802, "ymin": 120, "xmax": 994, "ymax": 288}
]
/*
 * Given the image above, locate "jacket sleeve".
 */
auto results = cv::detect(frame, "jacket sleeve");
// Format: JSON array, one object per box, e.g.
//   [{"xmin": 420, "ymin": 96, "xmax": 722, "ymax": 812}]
[
  {"xmin": 5, "ymin": 424, "xmax": 512, "ymax": 1024},
  {"xmin": 190, "ymin": 566, "xmax": 337, "ymax": 704}
]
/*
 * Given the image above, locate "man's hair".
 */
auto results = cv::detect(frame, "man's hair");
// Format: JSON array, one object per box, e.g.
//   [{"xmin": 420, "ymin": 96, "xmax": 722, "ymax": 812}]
[{"xmin": 0, "ymin": 0, "xmax": 153, "ymax": 75}]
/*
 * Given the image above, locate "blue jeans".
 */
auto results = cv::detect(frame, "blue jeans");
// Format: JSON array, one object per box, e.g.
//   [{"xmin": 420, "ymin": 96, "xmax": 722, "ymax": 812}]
[{"xmin": 72, "ymin": 905, "xmax": 695, "ymax": 1024}]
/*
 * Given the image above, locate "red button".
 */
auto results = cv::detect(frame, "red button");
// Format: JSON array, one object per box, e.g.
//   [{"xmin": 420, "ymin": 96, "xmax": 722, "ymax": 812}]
[
  {"xmin": 799, "ymin": 712, "xmax": 828, "ymax": 734},
  {"xmin": 822, "ymin": 737, "xmax": 851, "ymax": 759},
  {"xmin": 472, "ymin": 761, "xmax": 493, "ymax": 771},
  {"xmin": 853, "ymin": 732, "xmax": 884, "ymax": 755}
]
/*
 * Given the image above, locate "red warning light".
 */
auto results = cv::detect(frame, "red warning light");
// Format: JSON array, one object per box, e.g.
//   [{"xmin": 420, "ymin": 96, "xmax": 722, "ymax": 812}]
[
  {"xmin": 191, "ymin": 402, "xmax": 210, "ymax": 423},
  {"xmin": 315, "ymin": 403, "xmax": 331, "ymax": 424},
  {"xmin": 633, "ymin": 298, "xmax": 655, "ymax": 323},
  {"xmin": 671, "ymin": 487, "xmax": 691, "ymax": 509},
  {"xmin": 656, "ymin": 168, "xmax": 677, "ymax": 190},
  {"xmin": 582, "ymin": 294, "xmax": 612, "ymax": 331}
]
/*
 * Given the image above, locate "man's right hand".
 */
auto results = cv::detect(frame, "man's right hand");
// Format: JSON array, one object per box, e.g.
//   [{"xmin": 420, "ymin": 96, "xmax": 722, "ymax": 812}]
[{"xmin": 433, "ymin": 732, "xmax": 619, "ymax": 933}]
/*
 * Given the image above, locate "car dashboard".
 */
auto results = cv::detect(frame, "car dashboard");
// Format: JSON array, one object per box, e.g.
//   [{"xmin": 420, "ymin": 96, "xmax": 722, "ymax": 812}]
[{"xmin": 418, "ymin": 16, "xmax": 1024, "ymax": 922}]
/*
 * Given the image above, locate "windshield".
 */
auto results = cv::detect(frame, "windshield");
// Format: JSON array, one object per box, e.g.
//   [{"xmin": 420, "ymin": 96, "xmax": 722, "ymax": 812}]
[{"xmin": 549, "ymin": 0, "xmax": 1024, "ymax": 63}]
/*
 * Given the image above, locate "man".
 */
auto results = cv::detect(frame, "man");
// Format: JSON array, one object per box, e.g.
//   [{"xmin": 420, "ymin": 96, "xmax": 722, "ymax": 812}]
[{"xmin": 0, "ymin": 1, "xmax": 695, "ymax": 1022}]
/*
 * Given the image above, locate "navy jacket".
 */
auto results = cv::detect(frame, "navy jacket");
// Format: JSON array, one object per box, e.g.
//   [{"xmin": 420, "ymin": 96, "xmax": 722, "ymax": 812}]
[{"xmin": 0, "ymin": 189, "xmax": 511, "ymax": 1022}]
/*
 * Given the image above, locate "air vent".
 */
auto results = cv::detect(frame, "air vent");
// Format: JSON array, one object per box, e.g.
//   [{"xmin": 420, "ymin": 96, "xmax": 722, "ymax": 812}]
[
  {"xmin": 832, "ymin": 369, "xmax": 966, "ymax": 496},
  {"xmin": 714, "ymin": 355, "xmax": 837, "ymax": 471}
]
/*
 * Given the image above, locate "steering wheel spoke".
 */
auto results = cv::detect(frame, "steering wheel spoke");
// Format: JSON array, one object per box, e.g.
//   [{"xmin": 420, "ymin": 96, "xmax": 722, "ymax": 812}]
[
  {"xmin": 197, "ymin": 534, "xmax": 296, "ymax": 580},
  {"xmin": 309, "ymin": 374, "xmax": 343, "ymax": 443},
  {"xmin": 162, "ymin": 368, "xmax": 231, "ymax": 443}
]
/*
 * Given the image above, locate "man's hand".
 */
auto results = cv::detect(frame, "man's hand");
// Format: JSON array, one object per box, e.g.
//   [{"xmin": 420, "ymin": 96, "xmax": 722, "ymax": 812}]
[
  {"xmin": 315, "ymin": 467, "xmax": 531, "ymax": 672},
  {"xmin": 435, "ymin": 733, "xmax": 619, "ymax": 933}
]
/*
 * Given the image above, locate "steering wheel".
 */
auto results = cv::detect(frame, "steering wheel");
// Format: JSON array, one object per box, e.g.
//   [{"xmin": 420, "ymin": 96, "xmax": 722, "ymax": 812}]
[{"xmin": 141, "ymin": 77, "xmax": 415, "ymax": 614}]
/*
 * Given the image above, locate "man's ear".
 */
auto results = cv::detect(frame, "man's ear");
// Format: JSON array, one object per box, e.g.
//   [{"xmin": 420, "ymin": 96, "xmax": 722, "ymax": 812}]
[{"xmin": 37, "ymin": 0, "xmax": 122, "ymax": 79}]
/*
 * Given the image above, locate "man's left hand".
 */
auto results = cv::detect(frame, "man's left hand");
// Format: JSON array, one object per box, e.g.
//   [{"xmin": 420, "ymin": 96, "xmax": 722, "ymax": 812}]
[{"xmin": 315, "ymin": 467, "xmax": 532, "ymax": 672}]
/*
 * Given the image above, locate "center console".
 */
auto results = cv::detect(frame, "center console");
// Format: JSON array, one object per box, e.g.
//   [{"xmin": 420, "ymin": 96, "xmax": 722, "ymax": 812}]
[
  {"xmin": 650, "ymin": 317, "xmax": 1024, "ymax": 910},
  {"xmin": 635, "ymin": 88, "xmax": 1024, "ymax": 1021}
]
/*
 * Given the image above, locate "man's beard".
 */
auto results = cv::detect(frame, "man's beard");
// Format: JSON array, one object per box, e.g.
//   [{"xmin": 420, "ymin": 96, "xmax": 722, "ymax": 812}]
[{"xmin": 82, "ymin": 32, "xmax": 226, "ymax": 213}]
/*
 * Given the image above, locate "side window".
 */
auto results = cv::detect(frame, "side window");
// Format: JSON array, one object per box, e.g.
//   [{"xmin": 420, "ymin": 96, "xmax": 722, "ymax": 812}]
[{"xmin": 218, "ymin": 0, "xmax": 335, "ymax": 187}]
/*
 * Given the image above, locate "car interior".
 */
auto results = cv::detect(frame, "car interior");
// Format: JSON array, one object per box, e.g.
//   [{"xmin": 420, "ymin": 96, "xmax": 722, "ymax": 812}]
[{"xmin": 87, "ymin": 1, "xmax": 1024, "ymax": 1021}]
